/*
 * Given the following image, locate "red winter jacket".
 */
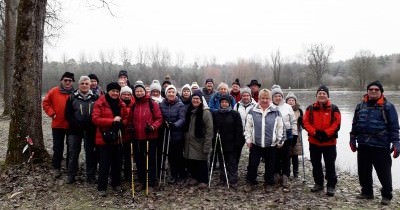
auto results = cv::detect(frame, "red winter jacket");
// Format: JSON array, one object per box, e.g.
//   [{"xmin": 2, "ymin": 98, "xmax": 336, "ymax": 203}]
[
  {"xmin": 92, "ymin": 95, "xmax": 128, "ymax": 146},
  {"xmin": 303, "ymin": 100, "xmax": 341, "ymax": 146},
  {"xmin": 127, "ymin": 96, "xmax": 163, "ymax": 141},
  {"xmin": 43, "ymin": 86, "xmax": 73, "ymax": 129},
  {"xmin": 122, "ymin": 98, "xmax": 135, "ymax": 143}
]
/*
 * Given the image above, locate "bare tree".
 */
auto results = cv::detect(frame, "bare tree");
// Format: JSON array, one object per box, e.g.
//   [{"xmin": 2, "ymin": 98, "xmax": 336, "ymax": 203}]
[
  {"xmin": 350, "ymin": 50, "xmax": 377, "ymax": 90},
  {"xmin": 6, "ymin": 0, "xmax": 49, "ymax": 164},
  {"xmin": 119, "ymin": 47, "xmax": 132, "ymax": 69},
  {"xmin": 306, "ymin": 43, "xmax": 333, "ymax": 85},
  {"xmin": 270, "ymin": 49, "xmax": 282, "ymax": 85}
]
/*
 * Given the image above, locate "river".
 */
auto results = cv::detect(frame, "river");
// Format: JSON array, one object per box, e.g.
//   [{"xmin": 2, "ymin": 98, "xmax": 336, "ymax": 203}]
[{"xmin": 291, "ymin": 90, "xmax": 400, "ymax": 189}]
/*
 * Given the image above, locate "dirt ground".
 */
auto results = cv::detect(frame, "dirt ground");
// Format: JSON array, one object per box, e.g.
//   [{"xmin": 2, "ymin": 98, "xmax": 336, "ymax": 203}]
[{"xmin": 0, "ymin": 97, "xmax": 399, "ymax": 209}]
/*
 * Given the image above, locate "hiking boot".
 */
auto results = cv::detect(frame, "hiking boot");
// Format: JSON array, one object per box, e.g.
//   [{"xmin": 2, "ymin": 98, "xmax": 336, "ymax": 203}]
[
  {"xmin": 274, "ymin": 173, "xmax": 282, "ymax": 185},
  {"xmin": 53, "ymin": 170, "xmax": 62, "ymax": 179},
  {"xmin": 136, "ymin": 183, "xmax": 144, "ymax": 192},
  {"xmin": 356, "ymin": 193, "xmax": 374, "ymax": 200},
  {"xmin": 112, "ymin": 185, "xmax": 122, "ymax": 192},
  {"xmin": 282, "ymin": 175, "xmax": 289, "ymax": 188},
  {"xmin": 98, "ymin": 190, "xmax": 107, "ymax": 197},
  {"xmin": 198, "ymin": 183, "xmax": 208, "ymax": 189},
  {"xmin": 66, "ymin": 176, "xmax": 75, "ymax": 184},
  {"xmin": 86, "ymin": 176, "xmax": 96, "ymax": 184},
  {"xmin": 230, "ymin": 183, "xmax": 238, "ymax": 190},
  {"xmin": 381, "ymin": 197, "xmax": 391, "ymax": 205},
  {"xmin": 187, "ymin": 178, "xmax": 198, "ymax": 186},
  {"xmin": 168, "ymin": 177, "xmax": 177, "ymax": 184},
  {"xmin": 264, "ymin": 184, "xmax": 273, "ymax": 193},
  {"xmin": 326, "ymin": 187, "xmax": 335, "ymax": 196},
  {"xmin": 310, "ymin": 184, "xmax": 323, "ymax": 192}
]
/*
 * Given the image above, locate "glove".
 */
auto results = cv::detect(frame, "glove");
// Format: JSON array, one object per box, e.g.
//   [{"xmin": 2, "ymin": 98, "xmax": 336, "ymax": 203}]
[
  {"xmin": 145, "ymin": 124, "xmax": 154, "ymax": 134},
  {"xmin": 113, "ymin": 121, "xmax": 123, "ymax": 129},
  {"xmin": 291, "ymin": 135, "xmax": 298, "ymax": 147},
  {"xmin": 391, "ymin": 142, "xmax": 400, "ymax": 158},
  {"xmin": 169, "ymin": 123, "xmax": 177, "ymax": 129},
  {"xmin": 349, "ymin": 135, "xmax": 357, "ymax": 152},
  {"xmin": 315, "ymin": 130, "xmax": 328, "ymax": 142},
  {"xmin": 276, "ymin": 140, "xmax": 284, "ymax": 148}
]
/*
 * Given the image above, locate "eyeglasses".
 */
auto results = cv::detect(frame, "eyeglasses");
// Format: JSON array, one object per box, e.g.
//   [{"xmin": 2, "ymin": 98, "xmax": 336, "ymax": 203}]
[
  {"xmin": 80, "ymin": 82, "xmax": 90, "ymax": 85},
  {"xmin": 63, "ymin": 79, "xmax": 73, "ymax": 82},
  {"xmin": 368, "ymin": 88, "xmax": 380, "ymax": 92}
]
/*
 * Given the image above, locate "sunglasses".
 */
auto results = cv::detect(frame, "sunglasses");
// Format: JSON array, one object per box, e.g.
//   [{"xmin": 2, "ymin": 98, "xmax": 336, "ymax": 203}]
[
  {"xmin": 63, "ymin": 79, "xmax": 73, "ymax": 82},
  {"xmin": 368, "ymin": 88, "xmax": 380, "ymax": 92}
]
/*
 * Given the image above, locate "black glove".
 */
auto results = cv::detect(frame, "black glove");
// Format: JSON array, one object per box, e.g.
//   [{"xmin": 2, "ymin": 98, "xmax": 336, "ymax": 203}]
[
  {"xmin": 169, "ymin": 122, "xmax": 176, "ymax": 129},
  {"xmin": 113, "ymin": 121, "xmax": 123, "ymax": 130},
  {"xmin": 315, "ymin": 130, "xmax": 328, "ymax": 142},
  {"xmin": 145, "ymin": 124, "xmax": 154, "ymax": 134},
  {"xmin": 291, "ymin": 135, "xmax": 298, "ymax": 147}
]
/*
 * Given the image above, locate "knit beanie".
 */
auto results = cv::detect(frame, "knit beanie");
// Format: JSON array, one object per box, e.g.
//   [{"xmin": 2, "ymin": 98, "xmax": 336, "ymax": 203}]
[
  {"xmin": 192, "ymin": 90, "xmax": 203, "ymax": 102},
  {"xmin": 191, "ymin": 82, "xmax": 200, "ymax": 89},
  {"xmin": 165, "ymin": 85, "xmax": 177, "ymax": 96},
  {"xmin": 134, "ymin": 80, "xmax": 146, "ymax": 91},
  {"xmin": 118, "ymin": 70, "xmax": 128, "ymax": 78},
  {"xmin": 60, "ymin": 72, "xmax": 75, "ymax": 82},
  {"xmin": 181, "ymin": 84, "xmax": 192, "ymax": 95},
  {"xmin": 88, "ymin": 73, "xmax": 99, "ymax": 83},
  {"xmin": 241, "ymin": 87, "xmax": 252, "ymax": 96},
  {"xmin": 150, "ymin": 80, "xmax": 162, "ymax": 92},
  {"xmin": 285, "ymin": 92, "xmax": 297, "ymax": 102},
  {"xmin": 120, "ymin": 86, "xmax": 133, "ymax": 95},
  {"xmin": 367, "ymin": 80, "xmax": 384, "ymax": 93},
  {"xmin": 316, "ymin": 85, "xmax": 329, "ymax": 97},
  {"xmin": 106, "ymin": 82, "xmax": 121, "ymax": 92},
  {"xmin": 219, "ymin": 95, "xmax": 231, "ymax": 104},
  {"xmin": 271, "ymin": 84, "xmax": 284, "ymax": 97},
  {"xmin": 205, "ymin": 78, "xmax": 214, "ymax": 84},
  {"xmin": 232, "ymin": 78, "xmax": 241, "ymax": 87}
]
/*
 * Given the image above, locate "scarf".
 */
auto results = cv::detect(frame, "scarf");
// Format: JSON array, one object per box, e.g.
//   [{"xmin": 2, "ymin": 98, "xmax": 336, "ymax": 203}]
[
  {"xmin": 59, "ymin": 84, "xmax": 74, "ymax": 94},
  {"xmin": 218, "ymin": 106, "xmax": 232, "ymax": 113},
  {"xmin": 105, "ymin": 94, "xmax": 121, "ymax": 117},
  {"xmin": 184, "ymin": 103, "xmax": 205, "ymax": 138}
]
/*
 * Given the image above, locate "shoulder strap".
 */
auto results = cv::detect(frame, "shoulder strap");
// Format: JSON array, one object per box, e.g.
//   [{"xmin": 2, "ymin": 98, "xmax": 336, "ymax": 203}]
[
  {"xmin": 306, "ymin": 105, "xmax": 314, "ymax": 124},
  {"xmin": 149, "ymin": 99, "xmax": 154, "ymax": 115}
]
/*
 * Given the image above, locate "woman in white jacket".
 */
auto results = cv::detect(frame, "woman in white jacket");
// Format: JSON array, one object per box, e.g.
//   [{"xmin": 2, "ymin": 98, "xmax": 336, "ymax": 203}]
[
  {"xmin": 271, "ymin": 85, "xmax": 298, "ymax": 192},
  {"xmin": 244, "ymin": 89, "xmax": 284, "ymax": 193}
]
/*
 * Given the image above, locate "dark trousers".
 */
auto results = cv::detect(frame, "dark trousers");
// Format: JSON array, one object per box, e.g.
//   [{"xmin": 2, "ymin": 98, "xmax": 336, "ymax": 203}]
[
  {"xmin": 97, "ymin": 144, "xmax": 122, "ymax": 191},
  {"xmin": 67, "ymin": 129, "xmax": 97, "ymax": 178},
  {"xmin": 52, "ymin": 128, "xmax": 69, "ymax": 170},
  {"xmin": 290, "ymin": 154, "xmax": 299, "ymax": 177},
  {"xmin": 134, "ymin": 139, "xmax": 157, "ymax": 186},
  {"xmin": 309, "ymin": 143, "xmax": 337, "ymax": 188},
  {"xmin": 274, "ymin": 140, "xmax": 291, "ymax": 177},
  {"xmin": 187, "ymin": 159, "xmax": 208, "ymax": 184},
  {"xmin": 219, "ymin": 151, "xmax": 238, "ymax": 184},
  {"xmin": 122, "ymin": 141, "xmax": 132, "ymax": 181},
  {"xmin": 246, "ymin": 145, "xmax": 276, "ymax": 185},
  {"xmin": 358, "ymin": 145, "xmax": 392, "ymax": 199},
  {"xmin": 235, "ymin": 143, "xmax": 244, "ymax": 165},
  {"xmin": 168, "ymin": 140, "xmax": 186, "ymax": 179}
]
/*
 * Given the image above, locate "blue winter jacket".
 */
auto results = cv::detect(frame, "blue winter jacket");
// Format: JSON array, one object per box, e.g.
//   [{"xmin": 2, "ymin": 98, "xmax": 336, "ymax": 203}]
[
  {"xmin": 209, "ymin": 92, "xmax": 236, "ymax": 113},
  {"xmin": 159, "ymin": 97, "xmax": 186, "ymax": 141}
]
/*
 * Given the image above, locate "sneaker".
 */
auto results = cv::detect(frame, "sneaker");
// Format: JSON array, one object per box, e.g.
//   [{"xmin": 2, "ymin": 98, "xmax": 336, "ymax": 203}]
[
  {"xmin": 98, "ymin": 190, "xmax": 107, "ymax": 197},
  {"xmin": 198, "ymin": 183, "xmax": 208, "ymax": 189},
  {"xmin": 66, "ymin": 176, "xmax": 75, "ymax": 184},
  {"xmin": 326, "ymin": 187, "xmax": 335, "ymax": 196},
  {"xmin": 310, "ymin": 184, "xmax": 323, "ymax": 192},
  {"xmin": 356, "ymin": 193, "xmax": 374, "ymax": 200},
  {"xmin": 381, "ymin": 197, "xmax": 391, "ymax": 205}
]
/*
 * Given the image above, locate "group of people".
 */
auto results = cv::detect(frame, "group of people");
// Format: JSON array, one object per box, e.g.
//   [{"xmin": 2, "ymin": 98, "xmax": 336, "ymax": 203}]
[{"xmin": 42, "ymin": 70, "xmax": 399, "ymax": 206}]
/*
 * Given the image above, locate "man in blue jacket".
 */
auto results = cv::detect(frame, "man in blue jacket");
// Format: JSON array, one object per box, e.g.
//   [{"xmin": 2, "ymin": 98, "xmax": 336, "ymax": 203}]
[{"xmin": 350, "ymin": 80, "xmax": 400, "ymax": 206}]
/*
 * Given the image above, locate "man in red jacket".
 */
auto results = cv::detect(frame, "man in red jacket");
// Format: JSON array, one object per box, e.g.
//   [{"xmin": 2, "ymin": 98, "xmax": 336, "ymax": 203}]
[
  {"xmin": 43, "ymin": 72, "xmax": 75, "ymax": 178},
  {"xmin": 303, "ymin": 85, "xmax": 341, "ymax": 197}
]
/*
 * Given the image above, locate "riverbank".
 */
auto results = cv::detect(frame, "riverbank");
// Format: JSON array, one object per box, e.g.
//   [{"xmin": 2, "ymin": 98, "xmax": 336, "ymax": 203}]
[{"xmin": 0, "ymin": 102, "xmax": 399, "ymax": 209}]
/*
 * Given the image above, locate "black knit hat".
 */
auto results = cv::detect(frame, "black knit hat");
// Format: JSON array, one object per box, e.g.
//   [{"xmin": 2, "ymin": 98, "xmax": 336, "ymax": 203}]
[
  {"xmin": 219, "ymin": 95, "xmax": 231, "ymax": 105},
  {"xmin": 118, "ymin": 70, "xmax": 128, "ymax": 78},
  {"xmin": 367, "ymin": 80, "xmax": 384, "ymax": 93},
  {"xmin": 232, "ymin": 78, "xmax": 240, "ymax": 87},
  {"xmin": 60, "ymin": 72, "xmax": 75, "ymax": 82},
  {"xmin": 316, "ymin": 85, "xmax": 329, "ymax": 97},
  {"xmin": 88, "ymin": 73, "xmax": 99, "ymax": 83},
  {"xmin": 107, "ymin": 82, "xmax": 121, "ymax": 92},
  {"xmin": 205, "ymin": 78, "xmax": 214, "ymax": 84},
  {"xmin": 192, "ymin": 90, "xmax": 203, "ymax": 102}
]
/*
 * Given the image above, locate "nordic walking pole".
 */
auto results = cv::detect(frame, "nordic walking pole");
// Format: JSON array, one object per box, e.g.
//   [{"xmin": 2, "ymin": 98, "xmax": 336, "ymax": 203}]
[
  {"xmin": 299, "ymin": 128, "xmax": 306, "ymax": 183},
  {"xmin": 146, "ymin": 140, "xmax": 149, "ymax": 196},
  {"xmin": 159, "ymin": 128, "xmax": 167, "ymax": 187},
  {"xmin": 217, "ymin": 133, "xmax": 229, "ymax": 189},
  {"xmin": 130, "ymin": 142, "xmax": 135, "ymax": 203},
  {"xmin": 208, "ymin": 134, "xmax": 218, "ymax": 188},
  {"xmin": 162, "ymin": 129, "xmax": 171, "ymax": 185}
]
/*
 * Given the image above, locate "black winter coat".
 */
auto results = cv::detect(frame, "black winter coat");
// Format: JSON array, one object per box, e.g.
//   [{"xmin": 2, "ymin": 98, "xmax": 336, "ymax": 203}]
[
  {"xmin": 65, "ymin": 90, "xmax": 97, "ymax": 134},
  {"xmin": 213, "ymin": 110, "xmax": 245, "ymax": 152}
]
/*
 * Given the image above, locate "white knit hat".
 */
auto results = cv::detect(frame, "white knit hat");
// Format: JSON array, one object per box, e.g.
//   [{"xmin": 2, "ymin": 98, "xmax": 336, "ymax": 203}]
[
  {"xmin": 285, "ymin": 91, "xmax": 297, "ymax": 102},
  {"xmin": 165, "ymin": 85, "xmax": 177, "ymax": 96},
  {"xmin": 271, "ymin": 84, "xmax": 283, "ymax": 97},
  {"xmin": 181, "ymin": 84, "xmax": 192, "ymax": 95},
  {"xmin": 191, "ymin": 81, "xmax": 200, "ymax": 89},
  {"xmin": 149, "ymin": 80, "xmax": 161, "ymax": 92},
  {"xmin": 120, "ymin": 86, "xmax": 133, "ymax": 95}
]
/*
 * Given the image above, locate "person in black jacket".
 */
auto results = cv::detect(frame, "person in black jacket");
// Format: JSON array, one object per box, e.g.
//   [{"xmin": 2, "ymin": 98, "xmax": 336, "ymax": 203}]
[
  {"xmin": 65, "ymin": 76, "xmax": 98, "ymax": 184},
  {"xmin": 213, "ymin": 95, "xmax": 245, "ymax": 189}
]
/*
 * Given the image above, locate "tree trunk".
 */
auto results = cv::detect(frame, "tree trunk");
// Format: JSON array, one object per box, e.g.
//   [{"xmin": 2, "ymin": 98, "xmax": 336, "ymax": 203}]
[
  {"xmin": 6, "ymin": 0, "xmax": 48, "ymax": 164},
  {"xmin": 2, "ymin": 0, "xmax": 18, "ymax": 116}
]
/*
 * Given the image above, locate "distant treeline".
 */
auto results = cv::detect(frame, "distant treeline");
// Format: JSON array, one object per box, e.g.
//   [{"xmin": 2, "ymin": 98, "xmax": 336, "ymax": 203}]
[{"xmin": 42, "ymin": 53, "xmax": 400, "ymax": 93}]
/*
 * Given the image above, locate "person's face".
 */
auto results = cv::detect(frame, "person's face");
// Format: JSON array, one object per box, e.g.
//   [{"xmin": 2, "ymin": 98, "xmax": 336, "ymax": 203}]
[
  {"xmin": 220, "ymin": 100, "xmax": 230, "ymax": 109},
  {"xmin": 231, "ymin": 84, "xmax": 240, "ymax": 93},
  {"xmin": 259, "ymin": 94, "xmax": 271, "ymax": 109},
  {"xmin": 191, "ymin": 96, "xmax": 202, "ymax": 108},
  {"xmin": 163, "ymin": 83, "xmax": 170, "ymax": 89},
  {"xmin": 218, "ymin": 86, "xmax": 228, "ymax": 95},
  {"xmin": 135, "ymin": 87, "xmax": 146, "ymax": 99},
  {"xmin": 191, "ymin": 87, "xmax": 199, "ymax": 92},
  {"xmin": 272, "ymin": 94, "xmax": 283, "ymax": 105},
  {"xmin": 287, "ymin": 98, "xmax": 296, "ymax": 106},
  {"xmin": 316, "ymin": 91, "xmax": 329, "ymax": 104},
  {"xmin": 90, "ymin": 79, "xmax": 98, "ymax": 89},
  {"xmin": 367, "ymin": 85, "xmax": 382, "ymax": 100},
  {"xmin": 108, "ymin": 89, "xmax": 120, "ymax": 99},
  {"xmin": 182, "ymin": 89, "xmax": 191, "ymax": 99},
  {"xmin": 79, "ymin": 79, "xmax": 90, "ymax": 94},
  {"xmin": 166, "ymin": 89, "xmax": 176, "ymax": 101},
  {"xmin": 151, "ymin": 90, "xmax": 160, "ymax": 97},
  {"xmin": 206, "ymin": 82, "xmax": 214, "ymax": 90},
  {"xmin": 250, "ymin": 85, "xmax": 259, "ymax": 93},
  {"xmin": 118, "ymin": 79, "xmax": 127, "ymax": 87},
  {"xmin": 145, "ymin": 86, "xmax": 151, "ymax": 94},
  {"xmin": 120, "ymin": 92, "xmax": 132, "ymax": 101},
  {"xmin": 241, "ymin": 93, "xmax": 251, "ymax": 104},
  {"xmin": 119, "ymin": 76, "xmax": 128, "ymax": 82},
  {"xmin": 61, "ymin": 77, "xmax": 73, "ymax": 89}
]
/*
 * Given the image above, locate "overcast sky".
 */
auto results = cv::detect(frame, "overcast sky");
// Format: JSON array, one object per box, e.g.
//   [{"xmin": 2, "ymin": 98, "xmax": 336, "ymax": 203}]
[{"xmin": 44, "ymin": 0, "xmax": 400, "ymax": 65}]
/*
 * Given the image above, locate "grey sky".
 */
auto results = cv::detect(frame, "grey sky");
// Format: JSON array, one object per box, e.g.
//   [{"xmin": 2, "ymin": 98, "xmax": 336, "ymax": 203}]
[{"xmin": 45, "ymin": 0, "xmax": 400, "ymax": 65}]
